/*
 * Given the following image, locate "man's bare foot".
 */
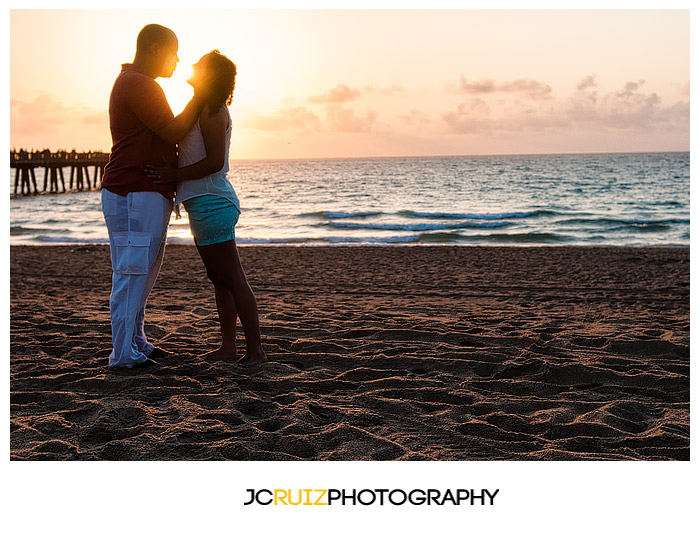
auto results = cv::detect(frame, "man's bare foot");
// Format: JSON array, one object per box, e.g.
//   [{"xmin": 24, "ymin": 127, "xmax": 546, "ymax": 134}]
[
  {"xmin": 202, "ymin": 346, "xmax": 238, "ymax": 362},
  {"xmin": 236, "ymin": 349, "xmax": 268, "ymax": 367}
]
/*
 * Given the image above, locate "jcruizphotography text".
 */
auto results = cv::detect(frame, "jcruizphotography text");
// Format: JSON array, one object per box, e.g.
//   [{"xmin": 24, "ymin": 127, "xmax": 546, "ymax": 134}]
[{"xmin": 244, "ymin": 488, "xmax": 499, "ymax": 506}]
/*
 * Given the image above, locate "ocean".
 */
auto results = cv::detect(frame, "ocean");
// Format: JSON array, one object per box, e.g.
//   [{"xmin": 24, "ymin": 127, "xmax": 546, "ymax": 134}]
[{"xmin": 9, "ymin": 152, "xmax": 689, "ymax": 247}]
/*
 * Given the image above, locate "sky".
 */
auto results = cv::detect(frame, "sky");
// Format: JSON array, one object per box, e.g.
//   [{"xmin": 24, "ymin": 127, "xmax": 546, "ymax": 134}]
[{"xmin": 9, "ymin": 8, "xmax": 690, "ymax": 159}]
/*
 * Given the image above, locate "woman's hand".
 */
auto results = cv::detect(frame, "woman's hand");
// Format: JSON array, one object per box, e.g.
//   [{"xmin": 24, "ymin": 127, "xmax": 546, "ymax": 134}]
[{"xmin": 145, "ymin": 161, "xmax": 180, "ymax": 183}]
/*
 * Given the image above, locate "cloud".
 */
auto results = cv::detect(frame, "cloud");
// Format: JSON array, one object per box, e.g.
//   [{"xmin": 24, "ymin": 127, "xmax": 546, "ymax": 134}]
[
  {"xmin": 308, "ymin": 84, "xmax": 361, "ymax": 104},
  {"xmin": 459, "ymin": 76, "xmax": 552, "ymax": 99},
  {"xmin": 681, "ymin": 82, "xmax": 690, "ymax": 98},
  {"xmin": 12, "ymin": 95, "xmax": 77, "ymax": 136},
  {"xmin": 83, "ymin": 111, "xmax": 107, "ymax": 125},
  {"xmin": 242, "ymin": 102, "xmax": 378, "ymax": 134},
  {"xmin": 242, "ymin": 106, "xmax": 322, "ymax": 131},
  {"xmin": 325, "ymin": 105, "xmax": 378, "ymax": 133},
  {"xmin": 10, "ymin": 95, "xmax": 109, "ymax": 150},
  {"xmin": 399, "ymin": 110, "xmax": 431, "ymax": 125},
  {"xmin": 363, "ymin": 84, "xmax": 405, "ymax": 96},
  {"xmin": 568, "ymin": 78, "xmax": 673, "ymax": 130},
  {"xmin": 245, "ymin": 82, "xmax": 399, "ymax": 134},
  {"xmin": 444, "ymin": 78, "xmax": 689, "ymax": 137},
  {"xmin": 572, "ymin": 75, "xmax": 598, "ymax": 106},
  {"xmin": 576, "ymin": 75, "xmax": 598, "ymax": 92},
  {"xmin": 308, "ymin": 83, "xmax": 405, "ymax": 104},
  {"xmin": 443, "ymin": 99, "xmax": 493, "ymax": 134},
  {"xmin": 595, "ymin": 82, "xmax": 683, "ymax": 130},
  {"xmin": 616, "ymin": 80, "xmax": 646, "ymax": 98}
]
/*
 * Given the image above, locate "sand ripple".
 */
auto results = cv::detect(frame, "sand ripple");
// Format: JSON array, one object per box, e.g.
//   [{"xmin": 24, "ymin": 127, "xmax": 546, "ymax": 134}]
[{"xmin": 11, "ymin": 245, "xmax": 689, "ymax": 460}]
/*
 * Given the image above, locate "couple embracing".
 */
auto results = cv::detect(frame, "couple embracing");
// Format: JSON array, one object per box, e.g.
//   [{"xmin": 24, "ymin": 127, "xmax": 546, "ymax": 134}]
[{"xmin": 100, "ymin": 24, "xmax": 266, "ymax": 369}]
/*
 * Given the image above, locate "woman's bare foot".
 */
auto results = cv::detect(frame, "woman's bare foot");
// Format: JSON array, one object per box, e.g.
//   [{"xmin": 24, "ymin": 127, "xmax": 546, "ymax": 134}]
[
  {"xmin": 236, "ymin": 348, "xmax": 267, "ymax": 367},
  {"xmin": 202, "ymin": 346, "xmax": 238, "ymax": 362}
]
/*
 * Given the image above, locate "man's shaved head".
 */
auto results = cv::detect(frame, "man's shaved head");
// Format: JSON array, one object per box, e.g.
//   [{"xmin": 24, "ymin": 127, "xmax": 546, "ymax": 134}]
[{"xmin": 136, "ymin": 24, "xmax": 177, "ymax": 55}]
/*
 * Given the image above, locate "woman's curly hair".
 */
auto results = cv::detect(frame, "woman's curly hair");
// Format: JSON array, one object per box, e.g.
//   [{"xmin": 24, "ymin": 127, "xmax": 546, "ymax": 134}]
[{"xmin": 200, "ymin": 50, "xmax": 237, "ymax": 112}]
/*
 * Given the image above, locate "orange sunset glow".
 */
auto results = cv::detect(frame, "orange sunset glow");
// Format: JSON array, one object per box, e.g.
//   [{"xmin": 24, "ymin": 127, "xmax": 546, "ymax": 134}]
[{"xmin": 10, "ymin": 9, "xmax": 690, "ymax": 159}]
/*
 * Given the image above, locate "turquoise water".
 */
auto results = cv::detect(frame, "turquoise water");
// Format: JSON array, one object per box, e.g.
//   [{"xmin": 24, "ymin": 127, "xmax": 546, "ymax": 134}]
[{"xmin": 9, "ymin": 152, "xmax": 690, "ymax": 246}]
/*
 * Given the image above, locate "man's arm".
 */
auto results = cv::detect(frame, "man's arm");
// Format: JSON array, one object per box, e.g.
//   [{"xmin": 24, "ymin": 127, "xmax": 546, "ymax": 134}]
[
  {"xmin": 145, "ymin": 105, "xmax": 228, "ymax": 183},
  {"xmin": 154, "ymin": 96, "xmax": 205, "ymax": 145}
]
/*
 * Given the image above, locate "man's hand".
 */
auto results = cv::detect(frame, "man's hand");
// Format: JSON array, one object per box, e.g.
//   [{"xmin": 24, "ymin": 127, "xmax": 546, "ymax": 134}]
[{"xmin": 145, "ymin": 161, "xmax": 179, "ymax": 183}]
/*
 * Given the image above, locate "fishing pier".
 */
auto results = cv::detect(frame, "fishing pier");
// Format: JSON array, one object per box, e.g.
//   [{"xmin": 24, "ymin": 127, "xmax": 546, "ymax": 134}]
[{"xmin": 10, "ymin": 150, "xmax": 109, "ymax": 196}]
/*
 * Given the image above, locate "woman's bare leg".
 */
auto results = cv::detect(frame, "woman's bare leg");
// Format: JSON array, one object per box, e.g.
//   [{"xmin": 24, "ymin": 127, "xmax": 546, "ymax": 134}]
[
  {"xmin": 201, "ymin": 284, "xmax": 238, "ymax": 361},
  {"xmin": 197, "ymin": 239, "xmax": 267, "ymax": 365}
]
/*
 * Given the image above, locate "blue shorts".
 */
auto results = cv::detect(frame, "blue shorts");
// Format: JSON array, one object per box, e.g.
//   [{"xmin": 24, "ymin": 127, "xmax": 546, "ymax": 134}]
[{"xmin": 182, "ymin": 195, "xmax": 240, "ymax": 246}]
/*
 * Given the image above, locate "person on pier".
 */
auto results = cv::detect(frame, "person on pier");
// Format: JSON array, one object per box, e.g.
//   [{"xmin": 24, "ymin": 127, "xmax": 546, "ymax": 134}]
[{"xmin": 100, "ymin": 24, "xmax": 203, "ymax": 369}]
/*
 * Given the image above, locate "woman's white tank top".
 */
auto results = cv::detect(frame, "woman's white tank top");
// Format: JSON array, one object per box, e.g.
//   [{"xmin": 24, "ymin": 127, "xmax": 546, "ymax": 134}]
[{"xmin": 174, "ymin": 108, "xmax": 240, "ymax": 210}]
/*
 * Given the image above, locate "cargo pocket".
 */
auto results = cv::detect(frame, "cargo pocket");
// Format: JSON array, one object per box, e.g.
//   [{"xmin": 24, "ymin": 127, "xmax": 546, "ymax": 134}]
[{"xmin": 113, "ymin": 232, "xmax": 152, "ymax": 275}]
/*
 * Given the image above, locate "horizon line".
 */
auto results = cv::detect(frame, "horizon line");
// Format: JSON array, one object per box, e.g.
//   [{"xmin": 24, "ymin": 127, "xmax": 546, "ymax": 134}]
[
  {"xmin": 8, "ymin": 148, "xmax": 689, "ymax": 162},
  {"xmin": 227, "ymin": 150, "xmax": 690, "ymax": 162}
]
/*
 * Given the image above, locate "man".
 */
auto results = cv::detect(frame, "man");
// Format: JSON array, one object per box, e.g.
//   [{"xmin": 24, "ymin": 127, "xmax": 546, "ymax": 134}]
[{"xmin": 101, "ymin": 24, "xmax": 202, "ymax": 368}]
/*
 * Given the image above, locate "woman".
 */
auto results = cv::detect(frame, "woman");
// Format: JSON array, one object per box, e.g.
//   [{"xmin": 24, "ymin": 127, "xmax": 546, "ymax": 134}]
[{"xmin": 147, "ymin": 50, "xmax": 266, "ymax": 366}]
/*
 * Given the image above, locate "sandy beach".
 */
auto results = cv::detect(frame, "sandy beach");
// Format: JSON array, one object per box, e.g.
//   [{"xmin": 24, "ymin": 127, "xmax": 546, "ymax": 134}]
[{"xmin": 10, "ymin": 245, "xmax": 689, "ymax": 460}]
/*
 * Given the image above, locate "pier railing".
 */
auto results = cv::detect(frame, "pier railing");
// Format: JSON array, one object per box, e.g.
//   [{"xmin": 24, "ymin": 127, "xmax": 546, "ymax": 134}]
[{"xmin": 10, "ymin": 149, "xmax": 110, "ymax": 196}]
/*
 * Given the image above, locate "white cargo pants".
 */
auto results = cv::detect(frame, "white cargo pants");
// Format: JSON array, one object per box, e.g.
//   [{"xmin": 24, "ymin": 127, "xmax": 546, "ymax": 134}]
[{"xmin": 101, "ymin": 189, "xmax": 172, "ymax": 367}]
